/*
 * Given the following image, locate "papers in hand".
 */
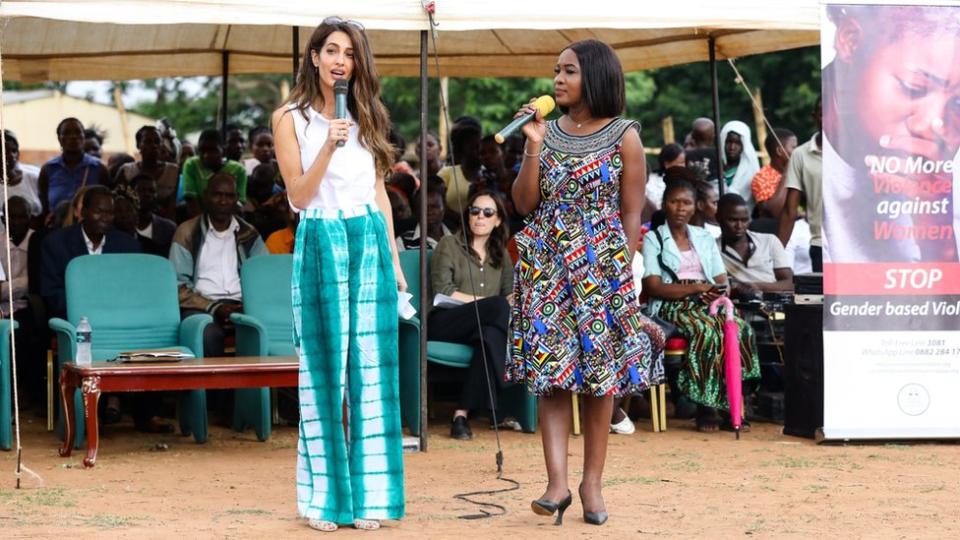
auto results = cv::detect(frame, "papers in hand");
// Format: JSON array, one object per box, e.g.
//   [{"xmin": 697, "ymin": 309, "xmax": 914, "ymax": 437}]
[
  {"xmin": 398, "ymin": 291, "xmax": 416, "ymax": 320},
  {"xmin": 115, "ymin": 349, "xmax": 193, "ymax": 363},
  {"xmin": 433, "ymin": 293, "xmax": 465, "ymax": 309}
]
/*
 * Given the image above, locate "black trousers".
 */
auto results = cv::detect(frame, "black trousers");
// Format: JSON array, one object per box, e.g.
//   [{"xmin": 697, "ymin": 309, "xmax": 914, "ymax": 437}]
[
  {"xmin": 427, "ymin": 296, "xmax": 510, "ymax": 411},
  {"xmin": 810, "ymin": 245, "xmax": 823, "ymax": 273}
]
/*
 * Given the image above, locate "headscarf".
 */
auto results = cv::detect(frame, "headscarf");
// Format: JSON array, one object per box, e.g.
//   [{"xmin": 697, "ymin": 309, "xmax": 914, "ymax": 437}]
[{"xmin": 719, "ymin": 120, "xmax": 760, "ymax": 209}]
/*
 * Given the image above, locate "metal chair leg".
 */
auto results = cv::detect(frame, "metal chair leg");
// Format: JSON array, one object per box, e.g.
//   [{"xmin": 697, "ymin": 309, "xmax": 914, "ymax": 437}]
[{"xmin": 47, "ymin": 350, "xmax": 54, "ymax": 431}]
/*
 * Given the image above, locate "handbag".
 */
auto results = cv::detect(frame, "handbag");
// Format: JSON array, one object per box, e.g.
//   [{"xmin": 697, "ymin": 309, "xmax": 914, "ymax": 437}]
[{"xmin": 649, "ymin": 228, "xmax": 680, "ymax": 339}]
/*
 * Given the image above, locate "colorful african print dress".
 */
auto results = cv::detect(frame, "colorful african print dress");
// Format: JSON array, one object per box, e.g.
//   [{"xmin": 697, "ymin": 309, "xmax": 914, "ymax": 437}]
[{"xmin": 507, "ymin": 118, "xmax": 665, "ymax": 397}]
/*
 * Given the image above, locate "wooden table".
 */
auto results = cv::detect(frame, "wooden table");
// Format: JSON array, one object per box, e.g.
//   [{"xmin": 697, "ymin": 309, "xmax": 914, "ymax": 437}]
[{"xmin": 59, "ymin": 356, "xmax": 298, "ymax": 468}]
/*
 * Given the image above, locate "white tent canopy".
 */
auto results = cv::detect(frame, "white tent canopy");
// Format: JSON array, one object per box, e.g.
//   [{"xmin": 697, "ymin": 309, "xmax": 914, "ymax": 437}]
[{"xmin": 0, "ymin": 0, "xmax": 819, "ymax": 82}]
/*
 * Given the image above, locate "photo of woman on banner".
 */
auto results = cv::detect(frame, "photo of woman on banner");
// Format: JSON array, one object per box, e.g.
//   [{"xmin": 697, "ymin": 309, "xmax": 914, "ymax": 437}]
[{"xmin": 822, "ymin": 4, "xmax": 960, "ymax": 263}]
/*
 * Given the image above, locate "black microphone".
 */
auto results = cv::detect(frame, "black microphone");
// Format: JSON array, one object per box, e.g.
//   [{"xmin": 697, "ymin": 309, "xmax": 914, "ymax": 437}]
[
  {"xmin": 494, "ymin": 95, "xmax": 556, "ymax": 144},
  {"xmin": 334, "ymin": 79, "xmax": 349, "ymax": 147}
]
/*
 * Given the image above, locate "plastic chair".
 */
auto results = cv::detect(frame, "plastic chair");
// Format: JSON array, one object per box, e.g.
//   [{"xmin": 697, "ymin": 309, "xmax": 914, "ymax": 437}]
[
  {"xmin": 397, "ymin": 249, "xmax": 537, "ymax": 435},
  {"xmin": 230, "ymin": 254, "xmax": 294, "ymax": 441},
  {"xmin": 0, "ymin": 319, "xmax": 18, "ymax": 450},
  {"xmin": 48, "ymin": 254, "xmax": 211, "ymax": 448}
]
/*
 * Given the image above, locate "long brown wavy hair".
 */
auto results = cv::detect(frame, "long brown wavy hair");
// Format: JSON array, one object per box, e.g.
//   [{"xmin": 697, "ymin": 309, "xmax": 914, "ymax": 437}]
[{"xmin": 286, "ymin": 20, "xmax": 394, "ymax": 177}]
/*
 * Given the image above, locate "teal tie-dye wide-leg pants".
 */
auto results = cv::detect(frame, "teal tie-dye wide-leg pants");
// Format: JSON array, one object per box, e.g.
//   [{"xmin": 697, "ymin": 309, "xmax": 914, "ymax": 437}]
[{"xmin": 292, "ymin": 205, "xmax": 405, "ymax": 524}]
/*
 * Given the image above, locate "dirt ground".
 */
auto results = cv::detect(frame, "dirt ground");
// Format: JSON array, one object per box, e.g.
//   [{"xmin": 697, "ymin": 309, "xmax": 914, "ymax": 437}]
[{"xmin": 2, "ymin": 410, "xmax": 959, "ymax": 539}]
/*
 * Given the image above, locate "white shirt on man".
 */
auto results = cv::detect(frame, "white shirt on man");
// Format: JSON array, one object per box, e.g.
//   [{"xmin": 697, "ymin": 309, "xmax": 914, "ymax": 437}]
[
  {"xmin": 720, "ymin": 230, "xmax": 791, "ymax": 284},
  {"xmin": 194, "ymin": 217, "xmax": 242, "ymax": 301},
  {"xmin": 3, "ymin": 163, "xmax": 42, "ymax": 217},
  {"xmin": 82, "ymin": 227, "xmax": 105, "ymax": 255}
]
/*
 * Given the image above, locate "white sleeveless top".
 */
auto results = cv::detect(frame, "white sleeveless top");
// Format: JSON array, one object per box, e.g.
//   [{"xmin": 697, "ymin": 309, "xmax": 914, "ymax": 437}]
[{"xmin": 289, "ymin": 105, "xmax": 377, "ymax": 211}]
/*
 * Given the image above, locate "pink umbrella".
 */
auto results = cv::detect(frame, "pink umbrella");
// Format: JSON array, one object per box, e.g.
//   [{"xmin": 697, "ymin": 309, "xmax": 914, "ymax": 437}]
[{"xmin": 710, "ymin": 295, "xmax": 743, "ymax": 439}]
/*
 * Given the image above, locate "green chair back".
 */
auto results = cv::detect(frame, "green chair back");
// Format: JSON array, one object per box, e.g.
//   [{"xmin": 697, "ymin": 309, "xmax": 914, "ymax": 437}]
[
  {"xmin": 240, "ymin": 255, "xmax": 295, "ymax": 356},
  {"xmin": 65, "ymin": 254, "xmax": 185, "ymax": 359},
  {"xmin": 398, "ymin": 249, "xmax": 429, "ymax": 315}
]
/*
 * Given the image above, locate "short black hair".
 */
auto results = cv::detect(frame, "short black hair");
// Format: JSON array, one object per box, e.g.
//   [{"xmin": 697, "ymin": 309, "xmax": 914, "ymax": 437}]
[
  {"xmin": 84, "ymin": 128, "xmax": 103, "ymax": 145},
  {"xmin": 764, "ymin": 128, "xmax": 796, "ymax": 158},
  {"xmin": 717, "ymin": 193, "xmax": 748, "ymax": 217},
  {"xmin": 198, "ymin": 129, "xmax": 223, "ymax": 147},
  {"xmin": 206, "ymin": 171, "xmax": 238, "ymax": 193},
  {"xmin": 452, "ymin": 116, "xmax": 481, "ymax": 130},
  {"xmin": 657, "ymin": 143, "xmax": 685, "ymax": 172},
  {"xmin": 693, "ymin": 179, "xmax": 716, "ymax": 204},
  {"xmin": 248, "ymin": 125, "xmax": 270, "ymax": 143},
  {"xmin": 450, "ymin": 123, "xmax": 481, "ymax": 155},
  {"xmin": 135, "ymin": 125, "xmax": 160, "ymax": 146},
  {"xmin": 4, "ymin": 129, "xmax": 18, "ymax": 144},
  {"xmin": 561, "ymin": 39, "xmax": 625, "ymax": 118},
  {"xmin": 662, "ymin": 179, "xmax": 696, "ymax": 206},
  {"xmin": 56, "ymin": 117, "xmax": 84, "ymax": 137},
  {"xmin": 6, "ymin": 195, "xmax": 30, "ymax": 215},
  {"xmin": 82, "ymin": 185, "xmax": 112, "ymax": 208},
  {"xmin": 224, "ymin": 123, "xmax": 242, "ymax": 135}
]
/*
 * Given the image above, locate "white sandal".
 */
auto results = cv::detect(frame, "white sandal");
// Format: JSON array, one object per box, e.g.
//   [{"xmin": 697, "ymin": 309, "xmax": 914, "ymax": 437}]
[
  {"xmin": 307, "ymin": 518, "xmax": 338, "ymax": 532},
  {"xmin": 353, "ymin": 518, "xmax": 381, "ymax": 530},
  {"xmin": 610, "ymin": 408, "xmax": 636, "ymax": 435}
]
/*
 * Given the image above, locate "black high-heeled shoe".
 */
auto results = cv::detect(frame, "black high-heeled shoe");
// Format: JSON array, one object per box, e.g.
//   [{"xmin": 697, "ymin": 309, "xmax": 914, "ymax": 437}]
[
  {"xmin": 579, "ymin": 484, "xmax": 608, "ymax": 525},
  {"xmin": 531, "ymin": 490, "xmax": 573, "ymax": 525}
]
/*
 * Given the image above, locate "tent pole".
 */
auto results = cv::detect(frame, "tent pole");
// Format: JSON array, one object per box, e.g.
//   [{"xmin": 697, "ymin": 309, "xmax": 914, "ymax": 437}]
[
  {"xmin": 220, "ymin": 51, "xmax": 229, "ymax": 137},
  {"xmin": 709, "ymin": 36, "xmax": 723, "ymax": 195},
  {"xmin": 292, "ymin": 27, "xmax": 300, "ymax": 80},
  {"xmin": 418, "ymin": 29, "xmax": 429, "ymax": 452}
]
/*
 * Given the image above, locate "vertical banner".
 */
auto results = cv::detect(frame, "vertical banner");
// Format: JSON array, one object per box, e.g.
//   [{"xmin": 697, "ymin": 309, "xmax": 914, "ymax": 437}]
[{"xmin": 822, "ymin": 2, "xmax": 960, "ymax": 439}]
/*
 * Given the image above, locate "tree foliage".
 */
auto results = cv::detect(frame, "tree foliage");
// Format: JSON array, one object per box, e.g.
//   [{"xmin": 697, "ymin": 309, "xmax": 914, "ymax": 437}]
[{"xmin": 102, "ymin": 46, "xmax": 818, "ymax": 149}]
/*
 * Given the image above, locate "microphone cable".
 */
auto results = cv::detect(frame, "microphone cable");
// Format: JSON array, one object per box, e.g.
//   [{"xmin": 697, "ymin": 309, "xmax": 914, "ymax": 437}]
[{"xmin": 422, "ymin": 1, "xmax": 520, "ymax": 520}]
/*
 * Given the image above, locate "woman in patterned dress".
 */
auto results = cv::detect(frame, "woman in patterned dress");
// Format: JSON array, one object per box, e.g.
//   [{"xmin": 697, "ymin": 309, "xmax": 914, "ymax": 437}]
[{"xmin": 508, "ymin": 39, "xmax": 664, "ymax": 526}]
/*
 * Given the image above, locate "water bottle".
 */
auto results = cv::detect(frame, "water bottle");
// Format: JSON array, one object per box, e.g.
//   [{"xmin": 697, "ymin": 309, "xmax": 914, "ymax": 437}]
[{"xmin": 76, "ymin": 317, "xmax": 92, "ymax": 365}]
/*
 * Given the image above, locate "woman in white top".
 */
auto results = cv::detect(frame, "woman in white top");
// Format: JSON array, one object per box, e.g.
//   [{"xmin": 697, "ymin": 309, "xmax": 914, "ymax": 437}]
[{"xmin": 273, "ymin": 17, "xmax": 406, "ymax": 533}]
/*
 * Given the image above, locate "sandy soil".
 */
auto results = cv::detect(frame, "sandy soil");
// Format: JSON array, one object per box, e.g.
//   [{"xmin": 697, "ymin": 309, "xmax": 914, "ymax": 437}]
[{"xmin": 1, "ymin": 411, "xmax": 959, "ymax": 539}]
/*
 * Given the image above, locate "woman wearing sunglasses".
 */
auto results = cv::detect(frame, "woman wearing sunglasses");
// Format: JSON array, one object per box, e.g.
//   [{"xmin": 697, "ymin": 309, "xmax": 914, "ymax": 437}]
[
  {"xmin": 273, "ymin": 16, "xmax": 406, "ymax": 533},
  {"xmin": 427, "ymin": 191, "xmax": 514, "ymax": 440}
]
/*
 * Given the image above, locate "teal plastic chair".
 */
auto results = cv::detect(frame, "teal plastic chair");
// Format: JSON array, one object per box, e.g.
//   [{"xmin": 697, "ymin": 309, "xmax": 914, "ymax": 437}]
[
  {"xmin": 397, "ymin": 249, "xmax": 537, "ymax": 435},
  {"xmin": 48, "ymin": 254, "xmax": 211, "ymax": 448},
  {"xmin": 1, "ymin": 319, "xmax": 18, "ymax": 451},
  {"xmin": 230, "ymin": 254, "xmax": 294, "ymax": 441}
]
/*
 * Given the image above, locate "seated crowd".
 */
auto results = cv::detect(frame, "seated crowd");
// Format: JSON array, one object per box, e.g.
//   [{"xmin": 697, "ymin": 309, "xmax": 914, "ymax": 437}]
[{"xmin": 1, "ymin": 101, "xmax": 818, "ymax": 437}]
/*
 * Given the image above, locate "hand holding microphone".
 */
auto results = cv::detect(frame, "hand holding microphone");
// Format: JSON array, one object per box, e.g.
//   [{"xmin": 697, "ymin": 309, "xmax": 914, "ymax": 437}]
[
  {"xmin": 325, "ymin": 79, "xmax": 353, "ymax": 152},
  {"xmin": 498, "ymin": 95, "xmax": 556, "ymax": 145}
]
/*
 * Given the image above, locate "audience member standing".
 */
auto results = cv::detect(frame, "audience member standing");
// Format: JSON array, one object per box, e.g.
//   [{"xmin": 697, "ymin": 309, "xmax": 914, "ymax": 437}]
[
  {"xmin": 752, "ymin": 128, "xmax": 797, "ymax": 219},
  {"xmin": 719, "ymin": 120, "xmax": 760, "ymax": 209},
  {"xmin": 117, "ymin": 126, "xmax": 181, "ymax": 220},
  {"xmin": 38, "ymin": 118, "xmax": 109, "ymax": 221},
  {"xmin": 2, "ymin": 130, "xmax": 42, "ymax": 218},
  {"xmin": 685, "ymin": 118, "xmax": 719, "ymax": 182},
  {"xmin": 181, "ymin": 129, "xmax": 248, "ymax": 217},
  {"xmin": 778, "ymin": 97, "xmax": 823, "ymax": 271}
]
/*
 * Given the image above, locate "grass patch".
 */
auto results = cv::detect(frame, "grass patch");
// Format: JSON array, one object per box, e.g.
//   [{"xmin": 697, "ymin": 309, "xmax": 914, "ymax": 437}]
[
  {"xmin": 80, "ymin": 514, "xmax": 137, "ymax": 529},
  {"xmin": 762, "ymin": 457, "xmax": 815, "ymax": 469},
  {"xmin": 605, "ymin": 476, "xmax": 658, "ymax": 487},
  {"xmin": 918, "ymin": 483, "xmax": 945, "ymax": 493},
  {"xmin": 224, "ymin": 508, "xmax": 271, "ymax": 516},
  {"xmin": 21, "ymin": 487, "xmax": 75, "ymax": 508},
  {"xmin": 805, "ymin": 484, "xmax": 829, "ymax": 493},
  {"xmin": 666, "ymin": 459, "xmax": 702, "ymax": 472}
]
